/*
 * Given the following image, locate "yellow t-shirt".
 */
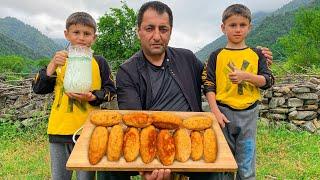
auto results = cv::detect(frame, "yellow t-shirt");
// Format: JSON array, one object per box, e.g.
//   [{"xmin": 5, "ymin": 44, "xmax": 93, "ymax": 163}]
[
  {"xmin": 203, "ymin": 47, "xmax": 272, "ymax": 110},
  {"xmin": 47, "ymin": 57, "xmax": 101, "ymax": 135}
]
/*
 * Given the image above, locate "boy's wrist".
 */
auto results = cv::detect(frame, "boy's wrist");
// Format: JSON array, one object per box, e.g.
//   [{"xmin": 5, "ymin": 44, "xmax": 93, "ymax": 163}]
[
  {"xmin": 211, "ymin": 107, "xmax": 221, "ymax": 114},
  {"xmin": 46, "ymin": 62, "xmax": 57, "ymax": 76},
  {"xmin": 243, "ymin": 72, "xmax": 252, "ymax": 82}
]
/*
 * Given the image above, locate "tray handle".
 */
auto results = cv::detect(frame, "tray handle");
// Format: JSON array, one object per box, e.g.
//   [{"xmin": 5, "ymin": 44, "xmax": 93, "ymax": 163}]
[{"xmin": 72, "ymin": 126, "xmax": 83, "ymax": 143}]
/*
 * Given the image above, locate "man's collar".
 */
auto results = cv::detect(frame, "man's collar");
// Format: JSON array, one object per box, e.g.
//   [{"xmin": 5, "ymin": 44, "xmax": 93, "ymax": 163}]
[{"xmin": 140, "ymin": 49, "xmax": 169, "ymax": 66}]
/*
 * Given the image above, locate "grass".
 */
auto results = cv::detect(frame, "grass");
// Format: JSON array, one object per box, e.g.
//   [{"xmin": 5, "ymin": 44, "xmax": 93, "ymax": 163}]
[
  {"xmin": 0, "ymin": 121, "xmax": 319, "ymax": 179},
  {"xmin": 0, "ymin": 121, "xmax": 50, "ymax": 179},
  {"xmin": 256, "ymin": 122, "xmax": 320, "ymax": 179}
]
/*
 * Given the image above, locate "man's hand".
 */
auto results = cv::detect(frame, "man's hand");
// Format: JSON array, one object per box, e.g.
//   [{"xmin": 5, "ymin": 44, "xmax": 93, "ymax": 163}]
[
  {"xmin": 65, "ymin": 92, "xmax": 96, "ymax": 102},
  {"xmin": 139, "ymin": 169, "xmax": 171, "ymax": 180},
  {"xmin": 213, "ymin": 111, "xmax": 229, "ymax": 128},
  {"xmin": 258, "ymin": 46, "xmax": 273, "ymax": 67},
  {"xmin": 228, "ymin": 68, "xmax": 248, "ymax": 84}
]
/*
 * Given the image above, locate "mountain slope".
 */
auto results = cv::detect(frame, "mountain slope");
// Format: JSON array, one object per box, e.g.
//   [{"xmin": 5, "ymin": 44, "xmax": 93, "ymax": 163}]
[
  {"xmin": 0, "ymin": 32, "xmax": 42, "ymax": 59},
  {"xmin": 195, "ymin": 0, "xmax": 316, "ymax": 61},
  {"xmin": 53, "ymin": 38, "xmax": 69, "ymax": 48},
  {"xmin": 0, "ymin": 17, "xmax": 63, "ymax": 58}
]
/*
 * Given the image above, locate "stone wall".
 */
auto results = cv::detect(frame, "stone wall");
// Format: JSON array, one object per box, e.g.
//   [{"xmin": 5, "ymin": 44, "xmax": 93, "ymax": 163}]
[
  {"xmin": 1, "ymin": 75, "xmax": 320, "ymax": 134},
  {"xmin": 259, "ymin": 78, "xmax": 320, "ymax": 133},
  {"xmin": 0, "ymin": 77, "xmax": 52, "ymax": 128}
]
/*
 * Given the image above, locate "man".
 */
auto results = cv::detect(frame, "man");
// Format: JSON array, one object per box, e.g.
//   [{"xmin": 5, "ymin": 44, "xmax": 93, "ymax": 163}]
[
  {"xmin": 116, "ymin": 1, "xmax": 273, "ymax": 180},
  {"xmin": 117, "ymin": 2, "xmax": 203, "ymax": 112}
]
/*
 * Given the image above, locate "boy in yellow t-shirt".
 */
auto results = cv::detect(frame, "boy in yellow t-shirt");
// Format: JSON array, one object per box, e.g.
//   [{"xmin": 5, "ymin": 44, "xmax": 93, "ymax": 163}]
[
  {"xmin": 202, "ymin": 4, "xmax": 274, "ymax": 179},
  {"xmin": 32, "ymin": 12, "xmax": 115, "ymax": 180}
]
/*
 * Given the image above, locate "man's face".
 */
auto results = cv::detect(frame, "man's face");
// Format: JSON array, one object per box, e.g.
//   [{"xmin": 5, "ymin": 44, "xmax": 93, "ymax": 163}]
[{"xmin": 138, "ymin": 9, "xmax": 172, "ymax": 57}]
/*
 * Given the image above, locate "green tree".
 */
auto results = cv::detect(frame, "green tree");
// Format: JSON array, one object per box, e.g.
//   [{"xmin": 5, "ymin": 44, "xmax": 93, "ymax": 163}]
[
  {"xmin": 0, "ymin": 56, "xmax": 25, "ymax": 73},
  {"xmin": 277, "ymin": 8, "xmax": 320, "ymax": 73},
  {"xmin": 93, "ymin": 2, "xmax": 140, "ymax": 71}
]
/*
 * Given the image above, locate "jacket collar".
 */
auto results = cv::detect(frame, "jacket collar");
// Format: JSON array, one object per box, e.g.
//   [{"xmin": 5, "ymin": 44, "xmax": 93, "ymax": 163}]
[{"xmin": 135, "ymin": 47, "xmax": 174, "ymax": 67}]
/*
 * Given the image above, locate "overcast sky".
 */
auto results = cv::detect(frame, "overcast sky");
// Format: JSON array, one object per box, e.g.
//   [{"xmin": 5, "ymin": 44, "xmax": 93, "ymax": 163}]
[{"xmin": 0, "ymin": 0, "xmax": 292, "ymax": 52}]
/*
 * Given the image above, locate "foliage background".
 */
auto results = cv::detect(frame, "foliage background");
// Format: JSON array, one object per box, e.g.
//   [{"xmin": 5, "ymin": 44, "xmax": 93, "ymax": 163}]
[{"xmin": 93, "ymin": 3, "xmax": 140, "ymax": 72}]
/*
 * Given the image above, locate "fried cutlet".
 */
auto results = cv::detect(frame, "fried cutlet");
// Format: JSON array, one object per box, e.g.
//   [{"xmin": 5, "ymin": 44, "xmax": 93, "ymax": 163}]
[
  {"xmin": 107, "ymin": 125, "xmax": 123, "ymax": 161},
  {"xmin": 174, "ymin": 128, "xmax": 191, "ymax": 162},
  {"xmin": 90, "ymin": 111, "xmax": 122, "ymax": 127},
  {"xmin": 123, "ymin": 112, "xmax": 152, "ymax": 128},
  {"xmin": 203, "ymin": 128, "xmax": 218, "ymax": 163},
  {"xmin": 88, "ymin": 126, "xmax": 108, "ymax": 165},
  {"xmin": 183, "ymin": 116, "xmax": 212, "ymax": 130},
  {"xmin": 123, "ymin": 127, "xmax": 140, "ymax": 162},
  {"xmin": 157, "ymin": 130, "xmax": 175, "ymax": 166},
  {"xmin": 190, "ymin": 131, "xmax": 203, "ymax": 161},
  {"xmin": 140, "ymin": 125, "xmax": 157, "ymax": 164},
  {"xmin": 150, "ymin": 112, "xmax": 182, "ymax": 130}
]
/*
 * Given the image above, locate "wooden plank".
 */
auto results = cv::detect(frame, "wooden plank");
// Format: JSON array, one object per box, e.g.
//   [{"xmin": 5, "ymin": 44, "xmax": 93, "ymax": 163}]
[{"xmin": 66, "ymin": 110, "xmax": 238, "ymax": 172}]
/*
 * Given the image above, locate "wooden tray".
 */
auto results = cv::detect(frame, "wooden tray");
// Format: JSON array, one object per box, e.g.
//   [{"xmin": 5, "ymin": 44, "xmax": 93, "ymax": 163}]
[{"xmin": 66, "ymin": 110, "xmax": 238, "ymax": 172}]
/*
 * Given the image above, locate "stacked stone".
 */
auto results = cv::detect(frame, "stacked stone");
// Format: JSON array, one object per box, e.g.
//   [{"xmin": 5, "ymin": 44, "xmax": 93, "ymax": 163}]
[
  {"xmin": 0, "ymin": 77, "xmax": 52, "ymax": 128},
  {"xmin": 260, "ymin": 78, "xmax": 320, "ymax": 133}
]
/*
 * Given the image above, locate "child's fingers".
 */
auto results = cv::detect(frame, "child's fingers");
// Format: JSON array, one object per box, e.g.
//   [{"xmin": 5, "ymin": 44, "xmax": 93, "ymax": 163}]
[
  {"xmin": 53, "ymin": 54, "xmax": 67, "ymax": 66},
  {"xmin": 228, "ymin": 73, "xmax": 236, "ymax": 79},
  {"xmin": 56, "ymin": 50, "xmax": 68, "ymax": 57},
  {"xmin": 229, "ymin": 74, "xmax": 239, "ymax": 83},
  {"xmin": 222, "ymin": 114, "xmax": 230, "ymax": 123},
  {"xmin": 217, "ymin": 117, "xmax": 225, "ymax": 128}
]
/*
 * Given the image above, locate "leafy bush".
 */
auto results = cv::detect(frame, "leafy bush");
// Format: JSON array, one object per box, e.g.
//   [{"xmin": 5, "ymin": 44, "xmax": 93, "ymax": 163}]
[
  {"xmin": 0, "ymin": 55, "xmax": 50, "ymax": 77},
  {"xmin": 277, "ymin": 8, "xmax": 320, "ymax": 73}
]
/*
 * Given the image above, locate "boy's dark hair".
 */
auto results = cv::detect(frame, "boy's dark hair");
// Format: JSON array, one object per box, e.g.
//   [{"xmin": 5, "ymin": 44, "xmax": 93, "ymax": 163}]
[
  {"xmin": 66, "ymin": 12, "xmax": 97, "ymax": 32},
  {"xmin": 222, "ymin": 4, "xmax": 251, "ymax": 23},
  {"xmin": 137, "ymin": 1, "xmax": 173, "ymax": 28}
]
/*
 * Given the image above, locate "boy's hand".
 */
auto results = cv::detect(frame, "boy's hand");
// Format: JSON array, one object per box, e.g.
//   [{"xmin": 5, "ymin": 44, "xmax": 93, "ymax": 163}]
[
  {"xmin": 228, "ymin": 68, "xmax": 248, "ymax": 84},
  {"xmin": 139, "ymin": 169, "xmax": 171, "ymax": 180},
  {"xmin": 65, "ymin": 92, "xmax": 96, "ymax": 102},
  {"xmin": 213, "ymin": 111, "xmax": 229, "ymax": 128},
  {"xmin": 52, "ymin": 50, "xmax": 68, "ymax": 67},
  {"xmin": 47, "ymin": 50, "xmax": 68, "ymax": 76}
]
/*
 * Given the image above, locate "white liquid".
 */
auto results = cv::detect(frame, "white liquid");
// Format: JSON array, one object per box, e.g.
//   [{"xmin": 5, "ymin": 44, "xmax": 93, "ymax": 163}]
[{"xmin": 64, "ymin": 57, "xmax": 92, "ymax": 93}]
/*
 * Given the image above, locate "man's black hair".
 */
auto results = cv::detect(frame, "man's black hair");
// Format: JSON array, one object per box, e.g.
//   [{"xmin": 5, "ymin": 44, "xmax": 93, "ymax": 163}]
[{"xmin": 137, "ymin": 1, "xmax": 173, "ymax": 28}]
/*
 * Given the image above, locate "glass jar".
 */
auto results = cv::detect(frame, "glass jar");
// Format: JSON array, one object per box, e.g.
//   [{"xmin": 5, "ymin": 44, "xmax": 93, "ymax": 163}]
[{"xmin": 63, "ymin": 45, "xmax": 93, "ymax": 93}]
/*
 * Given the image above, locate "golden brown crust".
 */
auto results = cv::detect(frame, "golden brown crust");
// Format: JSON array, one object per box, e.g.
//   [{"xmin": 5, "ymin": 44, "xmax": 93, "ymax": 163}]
[
  {"xmin": 150, "ymin": 112, "xmax": 182, "ymax": 130},
  {"xmin": 183, "ymin": 116, "xmax": 213, "ymax": 130},
  {"xmin": 88, "ymin": 126, "xmax": 108, "ymax": 165},
  {"xmin": 203, "ymin": 128, "xmax": 218, "ymax": 163},
  {"xmin": 90, "ymin": 111, "xmax": 122, "ymax": 127},
  {"xmin": 123, "ymin": 112, "xmax": 152, "ymax": 128},
  {"xmin": 190, "ymin": 131, "xmax": 203, "ymax": 161},
  {"xmin": 107, "ymin": 125, "xmax": 123, "ymax": 161},
  {"xmin": 140, "ymin": 125, "xmax": 157, "ymax": 164},
  {"xmin": 174, "ymin": 128, "xmax": 191, "ymax": 162},
  {"xmin": 157, "ymin": 130, "xmax": 175, "ymax": 166},
  {"xmin": 123, "ymin": 127, "xmax": 140, "ymax": 162}
]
